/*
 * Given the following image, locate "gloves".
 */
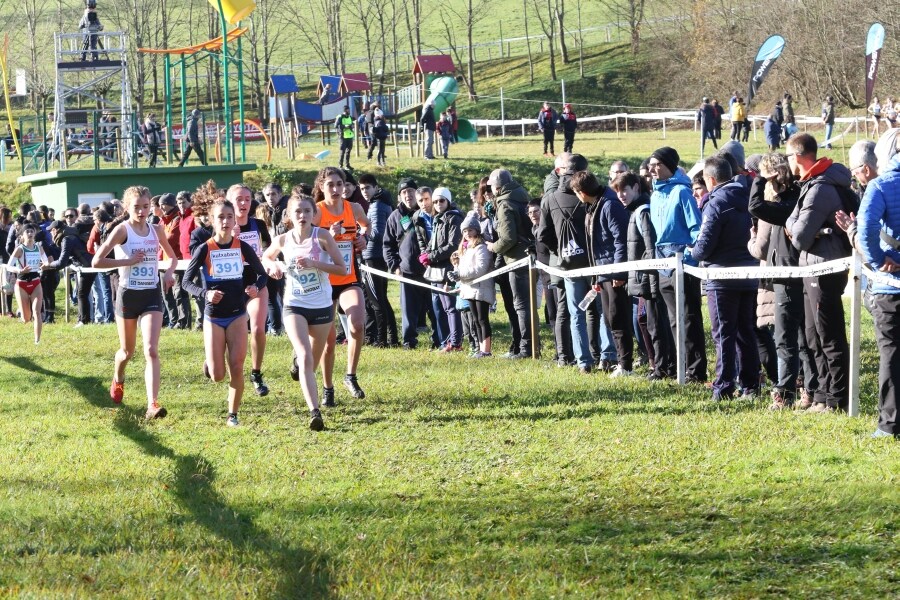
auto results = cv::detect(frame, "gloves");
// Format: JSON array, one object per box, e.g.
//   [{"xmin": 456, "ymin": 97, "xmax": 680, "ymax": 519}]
[
  {"xmin": 418, "ymin": 252, "xmax": 431, "ymax": 267},
  {"xmin": 446, "ymin": 270, "xmax": 460, "ymax": 283}
]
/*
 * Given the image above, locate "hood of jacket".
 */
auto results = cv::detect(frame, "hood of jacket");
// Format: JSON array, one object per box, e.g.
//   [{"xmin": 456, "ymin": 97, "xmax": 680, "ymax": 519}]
[{"xmin": 653, "ymin": 169, "xmax": 692, "ymax": 194}]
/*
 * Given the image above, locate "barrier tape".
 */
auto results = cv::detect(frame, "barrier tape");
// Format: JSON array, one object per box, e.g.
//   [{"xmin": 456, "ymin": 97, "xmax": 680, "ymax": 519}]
[
  {"xmin": 71, "ymin": 258, "xmax": 190, "ymax": 274},
  {"xmin": 534, "ymin": 258, "xmax": 677, "ymax": 279},
  {"xmin": 862, "ymin": 265, "xmax": 900, "ymax": 290},
  {"xmin": 358, "ymin": 263, "xmax": 459, "ymax": 294},
  {"xmin": 683, "ymin": 257, "xmax": 852, "ymax": 281},
  {"xmin": 468, "ymin": 256, "xmax": 530, "ymax": 284}
]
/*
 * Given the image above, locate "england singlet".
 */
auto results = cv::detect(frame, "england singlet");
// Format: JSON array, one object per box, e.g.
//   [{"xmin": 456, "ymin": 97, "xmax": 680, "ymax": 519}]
[{"xmin": 115, "ymin": 222, "xmax": 160, "ymax": 290}]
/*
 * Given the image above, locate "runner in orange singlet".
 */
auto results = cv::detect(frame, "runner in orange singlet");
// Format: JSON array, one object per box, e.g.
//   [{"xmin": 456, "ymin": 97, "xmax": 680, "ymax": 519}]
[{"xmin": 314, "ymin": 167, "xmax": 370, "ymax": 406}]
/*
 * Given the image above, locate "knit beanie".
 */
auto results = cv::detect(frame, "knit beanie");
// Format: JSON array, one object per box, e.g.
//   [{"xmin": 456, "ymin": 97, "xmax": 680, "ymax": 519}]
[
  {"xmin": 650, "ymin": 147, "xmax": 680, "ymax": 174},
  {"xmin": 460, "ymin": 211, "xmax": 481, "ymax": 234},
  {"xmin": 398, "ymin": 177, "xmax": 418, "ymax": 193},
  {"xmin": 433, "ymin": 186, "xmax": 452, "ymax": 204}
]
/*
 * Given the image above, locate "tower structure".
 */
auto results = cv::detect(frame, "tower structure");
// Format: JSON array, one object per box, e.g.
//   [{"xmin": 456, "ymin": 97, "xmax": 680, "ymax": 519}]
[{"xmin": 51, "ymin": 31, "xmax": 132, "ymax": 169}]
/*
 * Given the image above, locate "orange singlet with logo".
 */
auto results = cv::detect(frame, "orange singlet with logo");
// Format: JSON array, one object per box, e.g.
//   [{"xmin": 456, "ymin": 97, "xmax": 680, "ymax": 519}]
[{"xmin": 316, "ymin": 199, "xmax": 358, "ymax": 286}]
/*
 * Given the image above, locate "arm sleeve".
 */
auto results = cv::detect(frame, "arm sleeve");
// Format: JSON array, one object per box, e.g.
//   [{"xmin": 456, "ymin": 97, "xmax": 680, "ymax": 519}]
[
  {"xmin": 748, "ymin": 178, "xmax": 795, "ymax": 226},
  {"xmin": 691, "ymin": 204, "xmax": 722, "ymax": 262},
  {"xmin": 383, "ymin": 215, "xmax": 400, "ymax": 271},
  {"xmin": 682, "ymin": 189, "xmax": 703, "ymax": 244},
  {"xmin": 858, "ymin": 182, "xmax": 892, "ymax": 268},
  {"xmin": 180, "ymin": 244, "xmax": 208, "ymax": 299},
  {"xmin": 47, "ymin": 238, "xmax": 72, "ymax": 270},
  {"xmin": 537, "ymin": 198, "xmax": 558, "ymax": 253},
  {"xmin": 790, "ymin": 185, "xmax": 836, "ymax": 251},
  {"xmin": 611, "ymin": 204, "xmax": 629, "ymax": 265},
  {"xmin": 241, "ymin": 241, "xmax": 268, "ymax": 290},
  {"xmin": 491, "ymin": 204, "xmax": 517, "ymax": 257}
]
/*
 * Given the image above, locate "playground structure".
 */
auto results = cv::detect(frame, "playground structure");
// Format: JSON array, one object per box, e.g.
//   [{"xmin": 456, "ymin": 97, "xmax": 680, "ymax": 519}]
[
  {"xmin": 267, "ymin": 54, "xmax": 477, "ymax": 159},
  {"xmin": 17, "ymin": 0, "xmax": 259, "ymax": 212}
]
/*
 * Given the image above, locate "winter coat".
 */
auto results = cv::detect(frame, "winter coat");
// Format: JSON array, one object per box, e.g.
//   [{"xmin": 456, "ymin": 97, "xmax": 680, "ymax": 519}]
[
  {"xmin": 690, "ymin": 179, "xmax": 757, "ymax": 291},
  {"xmin": 437, "ymin": 120, "xmax": 453, "ymax": 140},
  {"xmin": 46, "ymin": 231, "xmax": 92, "ymax": 270},
  {"xmin": 178, "ymin": 208, "xmax": 196, "ymax": 260},
  {"xmin": 427, "ymin": 205, "xmax": 463, "ymax": 269},
  {"xmin": 624, "ymin": 193, "xmax": 659, "ymax": 297},
  {"xmin": 420, "ymin": 106, "xmax": 436, "ymax": 131},
  {"xmin": 373, "ymin": 119, "xmax": 389, "ymax": 140},
  {"xmin": 650, "ymin": 169, "xmax": 702, "ymax": 265},
  {"xmin": 697, "ymin": 102, "xmax": 716, "ymax": 131},
  {"xmin": 585, "ymin": 194, "xmax": 629, "ymax": 282},
  {"xmin": 538, "ymin": 108, "xmax": 557, "ymax": 132},
  {"xmin": 785, "ymin": 158, "xmax": 854, "ymax": 265},
  {"xmin": 537, "ymin": 176, "xmax": 590, "ymax": 271},
  {"xmin": 858, "ymin": 154, "xmax": 900, "ymax": 294},
  {"xmin": 558, "ymin": 112, "xmax": 577, "ymax": 134},
  {"xmin": 185, "ymin": 115, "xmax": 201, "ymax": 144},
  {"xmin": 383, "ymin": 203, "xmax": 428, "ymax": 275},
  {"xmin": 363, "ymin": 188, "xmax": 394, "ymax": 262},
  {"xmin": 189, "ymin": 223, "xmax": 213, "ymax": 255},
  {"xmin": 457, "ymin": 242, "xmax": 495, "ymax": 303},
  {"xmin": 731, "ymin": 103, "xmax": 746, "ymax": 123},
  {"xmin": 748, "ymin": 219, "xmax": 776, "ymax": 327},
  {"xmin": 822, "ymin": 101, "xmax": 835, "ymax": 125},
  {"xmin": 492, "ymin": 179, "xmax": 533, "ymax": 263},
  {"xmin": 764, "ymin": 118, "xmax": 781, "ymax": 147}
]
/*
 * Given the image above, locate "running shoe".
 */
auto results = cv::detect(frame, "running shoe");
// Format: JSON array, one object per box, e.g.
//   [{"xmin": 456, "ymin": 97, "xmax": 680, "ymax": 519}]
[
  {"xmin": 343, "ymin": 374, "xmax": 365, "ymax": 399},
  {"xmin": 290, "ymin": 354, "xmax": 299, "ymax": 382},
  {"xmin": 226, "ymin": 413, "xmax": 239, "ymax": 427},
  {"xmin": 145, "ymin": 402, "xmax": 167, "ymax": 420},
  {"xmin": 250, "ymin": 371, "xmax": 269, "ymax": 397},
  {"xmin": 309, "ymin": 408, "xmax": 324, "ymax": 431},
  {"xmin": 322, "ymin": 386, "xmax": 336, "ymax": 408},
  {"xmin": 109, "ymin": 379, "xmax": 124, "ymax": 404}
]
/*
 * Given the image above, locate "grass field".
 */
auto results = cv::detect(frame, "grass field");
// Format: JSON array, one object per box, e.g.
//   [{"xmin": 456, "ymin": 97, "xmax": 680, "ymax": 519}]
[{"xmin": 0, "ymin": 278, "xmax": 897, "ymax": 598}]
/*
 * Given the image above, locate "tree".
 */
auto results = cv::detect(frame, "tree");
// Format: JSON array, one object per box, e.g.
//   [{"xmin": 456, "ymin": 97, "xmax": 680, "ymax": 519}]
[
  {"xmin": 531, "ymin": 0, "xmax": 556, "ymax": 81},
  {"xmin": 107, "ymin": 0, "xmax": 158, "ymax": 118},
  {"xmin": 554, "ymin": 0, "xmax": 568, "ymax": 65},
  {"xmin": 247, "ymin": 0, "xmax": 288, "ymax": 120},
  {"xmin": 439, "ymin": 0, "xmax": 489, "ymax": 101},
  {"xmin": 23, "ymin": 0, "xmax": 50, "ymax": 111},
  {"xmin": 599, "ymin": 0, "xmax": 645, "ymax": 54}
]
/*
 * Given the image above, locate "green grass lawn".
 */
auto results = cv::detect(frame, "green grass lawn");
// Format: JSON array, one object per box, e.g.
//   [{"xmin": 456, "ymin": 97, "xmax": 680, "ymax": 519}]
[{"xmin": 0, "ymin": 277, "xmax": 897, "ymax": 597}]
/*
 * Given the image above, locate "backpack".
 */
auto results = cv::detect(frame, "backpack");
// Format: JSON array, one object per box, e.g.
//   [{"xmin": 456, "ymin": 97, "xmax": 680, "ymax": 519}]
[{"xmin": 551, "ymin": 196, "xmax": 588, "ymax": 270}]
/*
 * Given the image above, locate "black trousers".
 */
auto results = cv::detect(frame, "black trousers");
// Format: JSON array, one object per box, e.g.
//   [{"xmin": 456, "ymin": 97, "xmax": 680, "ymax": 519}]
[
  {"xmin": 730, "ymin": 121, "xmax": 743, "ymax": 140},
  {"xmin": 542, "ymin": 130, "xmax": 555, "ymax": 154},
  {"xmin": 756, "ymin": 324, "xmax": 778, "ymax": 385},
  {"xmin": 41, "ymin": 270, "xmax": 59, "ymax": 322},
  {"xmin": 659, "ymin": 273, "xmax": 707, "ymax": 382},
  {"xmin": 339, "ymin": 138, "xmax": 353, "ymax": 167},
  {"xmin": 645, "ymin": 294, "xmax": 675, "ymax": 377},
  {"xmin": 77, "ymin": 271, "xmax": 97, "ymax": 325},
  {"xmin": 803, "ymin": 273, "xmax": 849, "ymax": 409},
  {"xmin": 509, "ymin": 265, "xmax": 534, "ymax": 356},
  {"xmin": 773, "ymin": 281, "xmax": 819, "ymax": 399},
  {"xmin": 363, "ymin": 258, "xmax": 397, "ymax": 345},
  {"xmin": 179, "ymin": 142, "xmax": 206, "ymax": 166},
  {"xmin": 162, "ymin": 272, "xmax": 191, "ymax": 329},
  {"xmin": 563, "ymin": 131, "xmax": 575, "ymax": 153},
  {"xmin": 548, "ymin": 283, "xmax": 573, "ymax": 363},
  {"xmin": 870, "ymin": 294, "xmax": 900, "ymax": 435},
  {"xmin": 400, "ymin": 276, "xmax": 431, "ymax": 348},
  {"xmin": 496, "ymin": 269, "xmax": 521, "ymax": 354},
  {"xmin": 147, "ymin": 144, "xmax": 160, "ymax": 167},
  {"xmin": 598, "ymin": 281, "xmax": 633, "ymax": 370},
  {"xmin": 470, "ymin": 299, "xmax": 492, "ymax": 342}
]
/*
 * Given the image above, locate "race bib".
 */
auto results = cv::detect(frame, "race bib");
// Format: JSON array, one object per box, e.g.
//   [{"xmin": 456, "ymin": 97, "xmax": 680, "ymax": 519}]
[
  {"xmin": 209, "ymin": 248, "xmax": 243, "ymax": 280},
  {"xmin": 238, "ymin": 231, "xmax": 262, "ymax": 258},
  {"xmin": 336, "ymin": 240, "xmax": 352, "ymax": 275},
  {"xmin": 23, "ymin": 251, "xmax": 42, "ymax": 270},
  {"xmin": 289, "ymin": 267, "xmax": 321, "ymax": 296},
  {"xmin": 128, "ymin": 242, "xmax": 158, "ymax": 289}
]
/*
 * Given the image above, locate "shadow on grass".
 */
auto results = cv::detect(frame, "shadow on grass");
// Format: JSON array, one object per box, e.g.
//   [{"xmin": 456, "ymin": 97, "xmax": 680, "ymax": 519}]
[{"xmin": 1, "ymin": 355, "xmax": 331, "ymax": 598}]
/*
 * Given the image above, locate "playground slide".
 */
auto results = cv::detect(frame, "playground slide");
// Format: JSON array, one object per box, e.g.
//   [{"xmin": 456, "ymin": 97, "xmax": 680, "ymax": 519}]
[{"xmin": 424, "ymin": 76, "xmax": 477, "ymax": 142}]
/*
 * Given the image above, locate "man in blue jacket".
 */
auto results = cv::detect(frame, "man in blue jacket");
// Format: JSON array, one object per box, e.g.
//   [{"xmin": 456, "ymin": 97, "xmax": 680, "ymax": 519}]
[
  {"xmin": 648, "ymin": 146, "xmax": 707, "ymax": 383},
  {"xmin": 692, "ymin": 156, "xmax": 760, "ymax": 400},
  {"xmin": 360, "ymin": 174, "xmax": 398, "ymax": 347},
  {"xmin": 857, "ymin": 133, "xmax": 900, "ymax": 439}
]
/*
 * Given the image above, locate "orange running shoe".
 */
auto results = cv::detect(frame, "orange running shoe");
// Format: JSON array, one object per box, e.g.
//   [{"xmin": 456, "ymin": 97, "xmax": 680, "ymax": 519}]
[
  {"xmin": 109, "ymin": 380, "xmax": 124, "ymax": 404},
  {"xmin": 145, "ymin": 402, "xmax": 167, "ymax": 420}
]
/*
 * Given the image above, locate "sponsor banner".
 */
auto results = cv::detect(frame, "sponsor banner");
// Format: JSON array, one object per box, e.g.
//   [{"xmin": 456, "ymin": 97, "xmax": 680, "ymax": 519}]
[
  {"xmin": 866, "ymin": 23, "xmax": 886, "ymax": 108},
  {"xmin": 746, "ymin": 35, "xmax": 786, "ymax": 108}
]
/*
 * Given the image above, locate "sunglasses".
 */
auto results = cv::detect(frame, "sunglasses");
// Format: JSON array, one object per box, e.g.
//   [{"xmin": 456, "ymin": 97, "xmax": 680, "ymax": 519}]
[
  {"xmin": 435, "ymin": 198, "xmax": 448, "ymax": 204},
  {"xmin": 64, "ymin": 213, "xmax": 77, "ymax": 219}
]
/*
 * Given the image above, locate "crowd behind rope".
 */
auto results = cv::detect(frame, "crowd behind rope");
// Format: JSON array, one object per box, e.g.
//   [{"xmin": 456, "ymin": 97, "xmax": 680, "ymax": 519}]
[{"xmin": 0, "ymin": 131, "xmax": 897, "ymax": 440}]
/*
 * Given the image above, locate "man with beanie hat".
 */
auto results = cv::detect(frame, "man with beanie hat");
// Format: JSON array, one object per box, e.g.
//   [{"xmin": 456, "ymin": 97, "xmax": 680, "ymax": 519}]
[
  {"xmin": 384, "ymin": 177, "xmax": 433, "ymax": 349},
  {"xmin": 648, "ymin": 146, "xmax": 707, "ymax": 383}
]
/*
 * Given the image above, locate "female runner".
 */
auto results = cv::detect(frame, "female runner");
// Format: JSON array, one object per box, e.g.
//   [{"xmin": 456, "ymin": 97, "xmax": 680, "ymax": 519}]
[
  {"xmin": 313, "ymin": 167, "xmax": 370, "ymax": 406},
  {"xmin": 6, "ymin": 224, "xmax": 49, "ymax": 343},
  {"xmin": 228, "ymin": 184, "xmax": 272, "ymax": 397},
  {"xmin": 183, "ymin": 198, "xmax": 267, "ymax": 426},
  {"xmin": 263, "ymin": 193, "xmax": 346, "ymax": 431},
  {"xmin": 92, "ymin": 186, "xmax": 178, "ymax": 419}
]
